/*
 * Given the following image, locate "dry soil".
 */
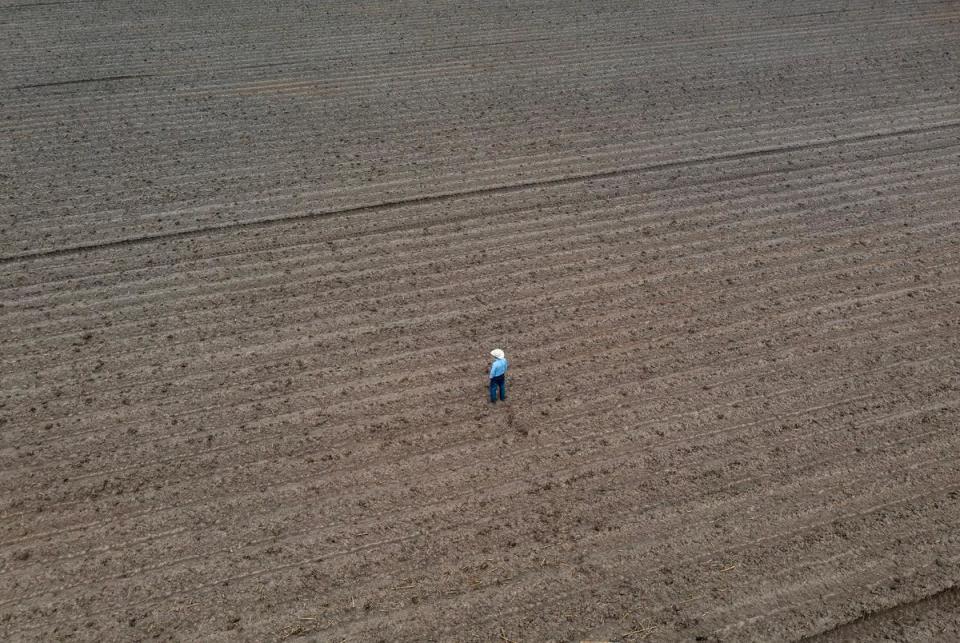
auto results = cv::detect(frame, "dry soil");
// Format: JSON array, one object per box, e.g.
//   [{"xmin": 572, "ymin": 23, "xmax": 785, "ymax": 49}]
[{"xmin": 1, "ymin": 0, "xmax": 959, "ymax": 641}]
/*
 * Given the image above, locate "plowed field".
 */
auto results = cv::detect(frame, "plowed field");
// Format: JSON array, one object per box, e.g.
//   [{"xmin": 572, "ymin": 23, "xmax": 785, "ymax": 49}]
[{"xmin": 2, "ymin": 0, "xmax": 959, "ymax": 640}]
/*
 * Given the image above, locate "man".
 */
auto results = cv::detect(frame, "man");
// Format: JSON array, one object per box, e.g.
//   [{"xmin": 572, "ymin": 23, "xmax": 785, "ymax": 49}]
[{"xmin": 489, "ymin": 348, "xmax": 508, "ymax": 403}]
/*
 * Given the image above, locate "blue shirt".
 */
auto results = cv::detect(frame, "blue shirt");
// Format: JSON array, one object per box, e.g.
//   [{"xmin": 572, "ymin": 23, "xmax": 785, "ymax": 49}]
[{"xmin": 490, "ymin": 358, "xmax": 508, "ymax": 378}]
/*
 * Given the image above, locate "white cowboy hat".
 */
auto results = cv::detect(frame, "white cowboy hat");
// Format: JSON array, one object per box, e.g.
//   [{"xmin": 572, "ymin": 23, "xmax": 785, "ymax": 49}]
[{"xmin": 490, "ymin": 348, "xmax": 505, "ymax": 359}]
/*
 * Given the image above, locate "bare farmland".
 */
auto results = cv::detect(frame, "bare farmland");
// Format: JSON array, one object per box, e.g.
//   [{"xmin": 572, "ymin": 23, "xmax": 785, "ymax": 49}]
[{"xmin": 1, "ymin": 0, "xmax": 959, "ymax": 640}]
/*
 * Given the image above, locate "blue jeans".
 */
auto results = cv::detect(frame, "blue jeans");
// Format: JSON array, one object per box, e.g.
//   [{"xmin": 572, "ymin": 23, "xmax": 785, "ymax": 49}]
[{"xmin": 489, "ymin": 375, "xmax": 506, "ymax": 403}]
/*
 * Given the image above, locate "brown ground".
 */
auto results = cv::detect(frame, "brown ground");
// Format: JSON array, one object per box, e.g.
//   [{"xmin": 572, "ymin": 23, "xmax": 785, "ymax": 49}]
[{"xmin": 1, "ymin": 0, "xmax": 959, "ymax": 641}]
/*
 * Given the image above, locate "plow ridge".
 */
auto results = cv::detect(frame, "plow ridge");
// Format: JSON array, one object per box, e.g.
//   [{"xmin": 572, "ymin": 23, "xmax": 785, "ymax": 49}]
[{"xmin": 2, "ymin": 119, "xmax": 957, "ymax": 266}]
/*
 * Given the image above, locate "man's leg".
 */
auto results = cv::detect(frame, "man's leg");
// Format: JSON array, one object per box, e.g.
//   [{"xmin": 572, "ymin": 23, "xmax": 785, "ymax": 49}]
[
  {"xmin": 499, "ymin": 376, "xmax": 506, "ymax": 401},
  {"xmin": 489, "ymin": 378, "xmax": 497, "ymax": 403}
]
